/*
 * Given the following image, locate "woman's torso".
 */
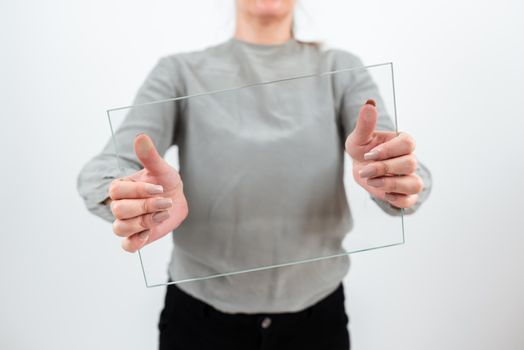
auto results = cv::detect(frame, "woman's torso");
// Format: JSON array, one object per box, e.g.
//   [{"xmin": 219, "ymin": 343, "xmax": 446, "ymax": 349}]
[{"xmin": 164, "ymin": 38, "xmax": 361, "ymax": 313}]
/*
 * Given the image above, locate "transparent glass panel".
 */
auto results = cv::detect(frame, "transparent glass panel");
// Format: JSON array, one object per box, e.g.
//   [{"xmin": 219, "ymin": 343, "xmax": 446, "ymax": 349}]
[{"xmin": 107, "ymin": 62, "xmax": 404, "ymax": 287}]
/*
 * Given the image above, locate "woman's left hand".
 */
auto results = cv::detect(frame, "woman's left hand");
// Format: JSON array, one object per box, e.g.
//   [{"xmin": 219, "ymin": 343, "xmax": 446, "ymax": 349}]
[{"xmin": 345, "ymin": 99, "xmax": 424, "ymax": 209}]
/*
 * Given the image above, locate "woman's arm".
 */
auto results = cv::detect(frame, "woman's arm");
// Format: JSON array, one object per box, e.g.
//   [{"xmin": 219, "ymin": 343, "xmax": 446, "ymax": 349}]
[
  {"xmin": 77, "ymin": 56, "xmax": 181, "ymax": 222},
  {"xmin": 337, "ymin": 55, "xmax": 432, "ymax": 215}
]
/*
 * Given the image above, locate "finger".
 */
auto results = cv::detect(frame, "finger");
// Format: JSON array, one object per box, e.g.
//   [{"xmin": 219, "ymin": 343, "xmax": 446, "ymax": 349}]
[
  {"xmin": 358, "ymin": 154, "xmax": 418, "ymax": 178},
  {"xmin": 383, "ymin": 193, "xmax": 419, "ymax": 209},
  {"xmin": 134, "ymin": 133, "xmax": 171, "ymax": 175},
  {"xmin": 122, "ymin": 219, "xmax": 179, "ymax": 253},
  {"xmin": 122, "ymin": 230, "xmax": 151, "ymax": 253},
  {"xmin": 347, "ymin": 100, "xmax": 378, "ymax": 146},
  {"xmin": 112, "ymin": 210, "xmax": 170, "ymax": 237},
  {"xmin": 366, "ymin": 174, "xmax": 424, "ymax": 195},
  {"xmin": 110, "ymin": 197, "xmax": 173, "ymax": 220},
  {"xmin": 364, "ymin": 132, "xmax": 416, "ymax": 161},
  {"xmin": 108, "ymin": 180, "xmax": 164, "ymax": 200}
]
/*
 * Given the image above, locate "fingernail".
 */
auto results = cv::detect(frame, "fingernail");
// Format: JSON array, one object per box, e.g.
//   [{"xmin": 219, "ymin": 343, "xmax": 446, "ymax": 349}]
[
  {"xmin": 359, "ymin": 165, "xmax": 377, "ymax": 178},
  {"xmin": 136, "ymin": 135, "xmax": 153, "ymax": 157},
  {"xmin": 364, "ymin": 150, "xmax": 380, "ymax": 160},
  {"xmin": 154, "ymin": 198, "xmax": 172, "ymax": 210},
  {"xmin": 137, "ymin": 229, "xmax": 150, "ymax": 241},
  {"xmin": 152, "ymin": 210, "xmax": 170, "ymax": 223},
  {"xmin": 385, "ymin": 193, "xmax": 397, "ymax": 202},
  {"xmin": 365, "ymin": 99, "xmax": 376, "ymax": 107},
  {"xmin": 367, "ymin": 178, "xmax": 384, "ymax": 188},
  {"xmin": 145, "ymin": 183, "xmax": 163, "ymax": 195}
]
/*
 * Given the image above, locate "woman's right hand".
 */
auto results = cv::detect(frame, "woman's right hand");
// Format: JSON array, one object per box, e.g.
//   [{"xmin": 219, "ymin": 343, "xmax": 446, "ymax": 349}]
[{"xmin": 107, "ymin": 133, "xmax": 188, "ymax": 252}]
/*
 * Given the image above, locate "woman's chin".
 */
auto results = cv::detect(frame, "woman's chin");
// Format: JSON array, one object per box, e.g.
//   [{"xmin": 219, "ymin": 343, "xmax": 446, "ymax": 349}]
[{"xmin": 253, "ymin": 0, "xmax": 292, "ymax": 18}]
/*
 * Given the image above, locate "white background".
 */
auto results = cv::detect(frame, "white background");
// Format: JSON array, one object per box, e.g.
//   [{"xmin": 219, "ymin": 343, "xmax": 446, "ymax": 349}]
[{"xmin": 1, "ymin": 0, "xmax": 523, "ymax": 349}]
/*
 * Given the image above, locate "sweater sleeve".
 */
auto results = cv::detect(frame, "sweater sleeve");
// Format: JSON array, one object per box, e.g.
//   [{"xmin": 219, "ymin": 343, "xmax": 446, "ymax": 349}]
[
  {"xmin": 334, "ymin": 52, "xmax": 432, "ymax": 216},
  {"xmin": 77, "ymin": 56, "xmax": 181, "ymax": 222}
]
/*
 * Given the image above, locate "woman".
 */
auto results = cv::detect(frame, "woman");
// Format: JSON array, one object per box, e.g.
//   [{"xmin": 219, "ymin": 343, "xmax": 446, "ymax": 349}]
[{"xmin": 78, "ymin": 0, "xmax": 431, "ymax": 349}]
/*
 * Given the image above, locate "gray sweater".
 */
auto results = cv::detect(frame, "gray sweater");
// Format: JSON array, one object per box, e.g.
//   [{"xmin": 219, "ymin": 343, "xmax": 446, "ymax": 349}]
[{"xmin": 77, "ymin": 38, "xmax": 431, "ymax": 313}]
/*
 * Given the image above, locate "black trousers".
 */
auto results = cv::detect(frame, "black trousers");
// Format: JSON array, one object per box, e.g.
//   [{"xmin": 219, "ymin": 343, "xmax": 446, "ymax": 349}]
[{"xmin": 158, "ymin": 284, "xmax": 350, "ymax": 350}]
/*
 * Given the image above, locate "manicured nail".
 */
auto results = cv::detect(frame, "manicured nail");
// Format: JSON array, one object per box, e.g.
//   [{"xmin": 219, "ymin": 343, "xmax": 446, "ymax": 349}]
[
  {"xmin": 136, "ymin": 134, "xmax": 153, "ymax": 157},
  {"xmin": 137, "ymin": 229, "xmax": 150, "ymax": 241},
  {"xmin": 359, "ymin": 165, "xmax": 377, "ymax": 178},
  {"xmin": 154, "ymin": 198, "xmax": 172, "ymax": 210},
  {"xmin": 152, "ymin": 210, "xmax": 170, "ymax": 223},
  {"xmin": 364, "ymin": 150, "xmax": 380, "ymax": 160},
  {"xmin": 365, "ymin": 99, "xmax": 376, "ymax": 107},
  {"xmin": 145, "ymin": 183, "xmax": 163, "ymax": 195},
  {"xmin": 385, "ymin": 193, "xmax": 397, "ymax": 202},
  {"xmin": 367, "ymin": 178, "xmax": 384, "ymax": 188}
]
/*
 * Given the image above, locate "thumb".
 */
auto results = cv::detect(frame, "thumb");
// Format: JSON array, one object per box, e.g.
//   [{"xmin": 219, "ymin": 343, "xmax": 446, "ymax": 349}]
[
  {"xmin": 134, "ymin": 133, "xmax": 170, "ymax": 175},
  {"xmin": 348, "ymin": 99, "xmax": 378, "ymax": 146}
]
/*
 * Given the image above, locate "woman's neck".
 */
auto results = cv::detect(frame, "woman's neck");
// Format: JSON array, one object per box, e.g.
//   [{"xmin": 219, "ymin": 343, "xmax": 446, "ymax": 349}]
[{"xmin": 234, "ymin": 12, "xmax": 293, "ymax": 45}]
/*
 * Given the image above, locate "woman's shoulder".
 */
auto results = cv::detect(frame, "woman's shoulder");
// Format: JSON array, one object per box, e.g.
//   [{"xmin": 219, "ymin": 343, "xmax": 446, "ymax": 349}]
[
  {"xmin": 320, "ymin": 45, "xmax": 365, "ymax": 70},
  {"xmin": 158, "ymin": 40, "xmax": 237, "ymax": 73},
  {"xmin": 147, "ymin": 40, "xmax": 243, "ymax": 95}
]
